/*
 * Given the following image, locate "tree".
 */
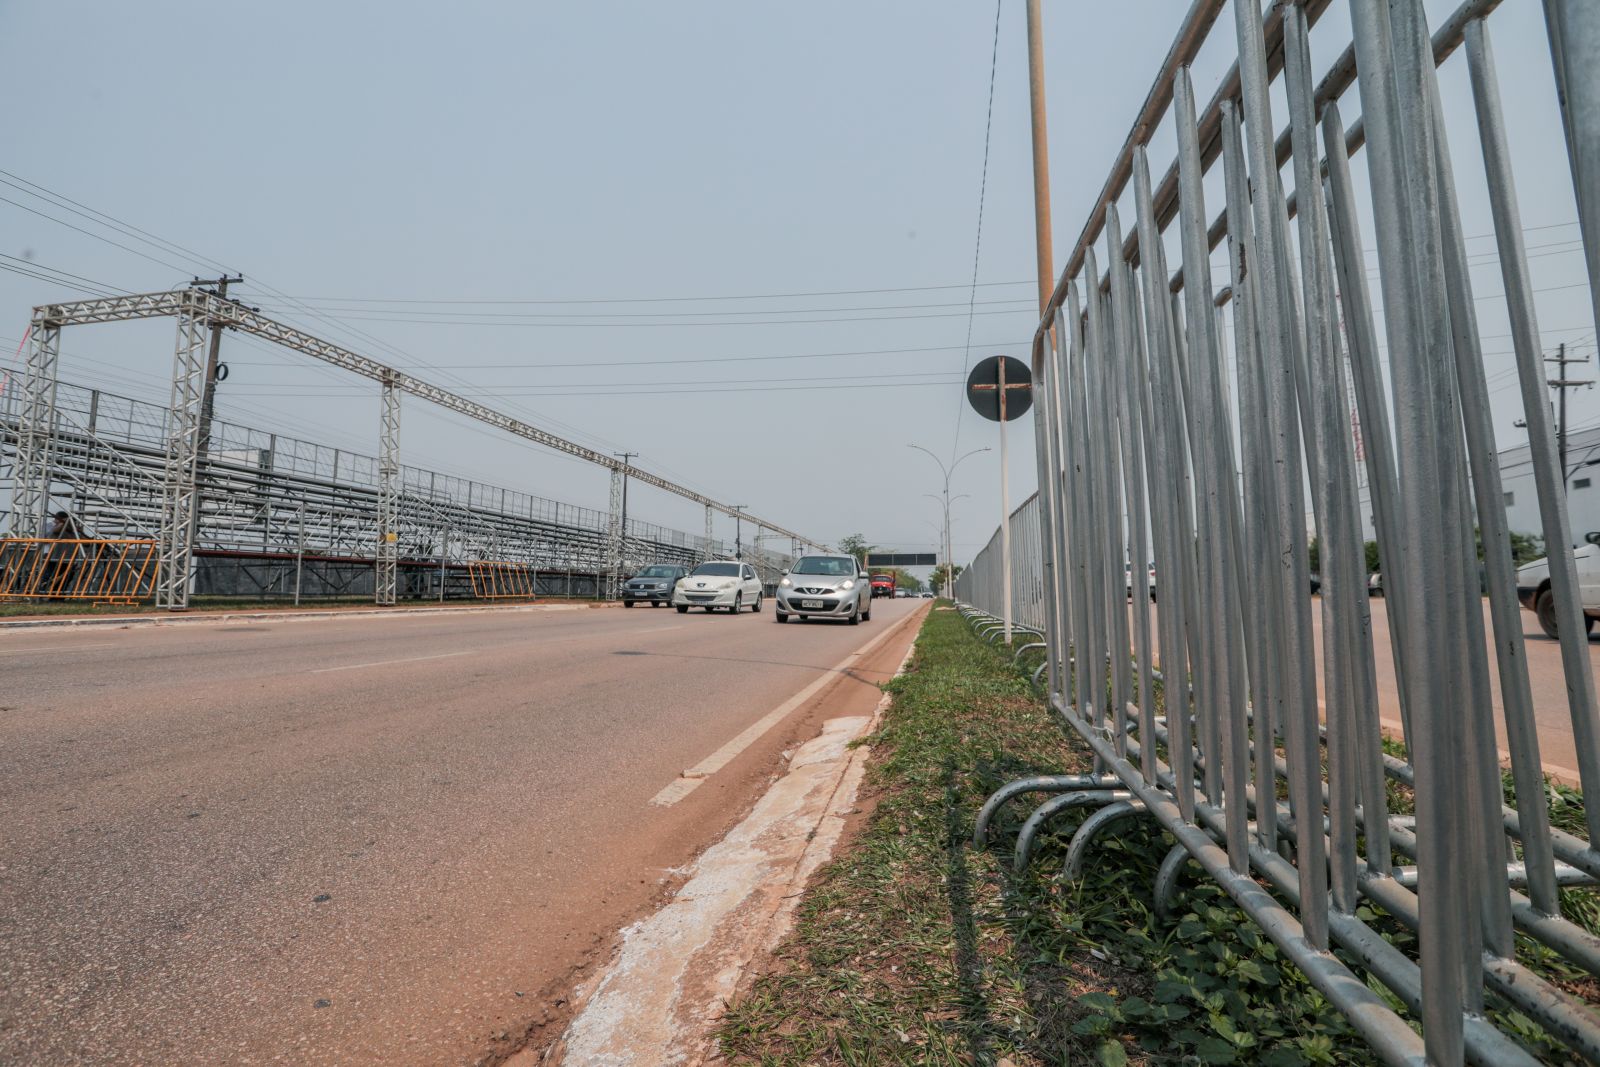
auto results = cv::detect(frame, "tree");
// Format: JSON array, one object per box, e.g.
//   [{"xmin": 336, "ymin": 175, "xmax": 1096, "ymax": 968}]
[
  {"xmin": 929, "ymin": 562, "xmax": 963, "ymax": 596},
  {"xmin": 838, "ymin": 534, "xmax": 876, "ymax": 568}
]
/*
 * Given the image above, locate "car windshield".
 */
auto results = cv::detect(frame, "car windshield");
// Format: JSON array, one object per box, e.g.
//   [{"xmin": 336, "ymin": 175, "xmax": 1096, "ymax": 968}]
[
  {"xmin": 691, "ymin": 562, "xmax": 740, "ymax": 577},
  {"xmin": 873, "ymin": 574, "xmax": 893, "ymax": 582},
  {"xmin": 637, "ymin": 566, "xmax": 678, "ymax": 577},
  {"xmin": 791, "ymin": 556, "xmax": 856, "ymax": 576}
]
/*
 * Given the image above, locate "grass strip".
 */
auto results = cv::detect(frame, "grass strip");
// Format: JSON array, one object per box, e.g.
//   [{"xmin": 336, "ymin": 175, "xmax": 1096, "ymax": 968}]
[{"xmin": 717, "ymin": 603, "xmax": 1596, "ymax": 1066}]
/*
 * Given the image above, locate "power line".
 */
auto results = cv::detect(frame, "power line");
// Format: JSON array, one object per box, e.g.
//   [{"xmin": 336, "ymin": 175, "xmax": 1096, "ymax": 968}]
[
  {"xmin": 244, "ymin": 294, "xmax": 1038, "ymax": 319},
  {"xmin": 223, "ymin": 367, "xmax": 971, "ymax": 395},
  {"xmin": 222, "ymin": 305, "xmax": 1039, "ymax": 329},
  {"xmin": 253, "ymin": 279, "xmax": 1038, "ymax": 306},
  {"xmin": 951, "ymin": 0, "xmax": 1005, "ymax": 465},
  {"xmin": 225, "ymin": 377, "xmax": 971, "ymax": 400},
  {"xmin": 221, "ymin": 339, "xmax": 1034, "ymax": 373}
]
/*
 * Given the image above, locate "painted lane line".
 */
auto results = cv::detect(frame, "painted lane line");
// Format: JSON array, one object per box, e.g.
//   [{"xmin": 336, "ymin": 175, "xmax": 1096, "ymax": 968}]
[
  {"xmin": 649, "ymin": 608, "xmax": 924, "ymax": 807},
  {"xmin": 309, "ymin": 649, "xmax": 481, "ymax": 674},
  {"xmin": 0, "ymin": 643, "xmax": 116, "ymax": 656}
]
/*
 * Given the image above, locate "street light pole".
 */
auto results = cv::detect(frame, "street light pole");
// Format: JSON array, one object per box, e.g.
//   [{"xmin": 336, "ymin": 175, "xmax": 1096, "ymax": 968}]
[
  {"xmin": 907, "ymin": 444, "xmax": 989, "ymax": 596},
  {"xmin": 731, "ymin": 505, "xmax": 748, "ymax": 559}
]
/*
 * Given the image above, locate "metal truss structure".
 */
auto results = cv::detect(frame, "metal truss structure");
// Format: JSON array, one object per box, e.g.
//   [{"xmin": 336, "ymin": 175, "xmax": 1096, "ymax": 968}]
[
  {"xmin": 0, "ymin": 377, "xmax": 794, "ymax": 600},
  {"xmin": 6, "ymin": 288, "xmax": 817, "ymax": 607}
]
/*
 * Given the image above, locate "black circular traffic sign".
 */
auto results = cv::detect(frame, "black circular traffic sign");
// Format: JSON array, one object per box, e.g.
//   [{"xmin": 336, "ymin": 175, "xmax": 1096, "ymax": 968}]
[{"xmin": 965, "ymin": 355, "xmax": 1033, "ymax": 422}]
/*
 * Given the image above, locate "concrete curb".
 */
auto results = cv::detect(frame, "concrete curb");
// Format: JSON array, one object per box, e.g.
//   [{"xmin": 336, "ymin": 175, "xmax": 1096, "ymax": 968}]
[
  {"xmin": 0, "ymin": 600, "xmax": 623, "ymax": 632},
  {"xmin": 544, "ymin": 607, "xmax": 925, "ymax": 1067}
]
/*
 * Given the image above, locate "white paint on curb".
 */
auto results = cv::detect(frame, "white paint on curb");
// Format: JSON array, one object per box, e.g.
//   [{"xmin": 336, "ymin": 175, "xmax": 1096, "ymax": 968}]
[{"xmin": 551, "ymin": 621, "xmax": 923, "ymax": 1066}]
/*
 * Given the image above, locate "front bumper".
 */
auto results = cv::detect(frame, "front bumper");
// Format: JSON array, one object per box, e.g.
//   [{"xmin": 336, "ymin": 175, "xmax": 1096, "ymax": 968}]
[
  {"xmin": 778, "ymin": 590, "xmax": 860, "ymax": 617},
  {"xmin": 673, "ymin": 586, "xmax": 739, "ymax": 607}
]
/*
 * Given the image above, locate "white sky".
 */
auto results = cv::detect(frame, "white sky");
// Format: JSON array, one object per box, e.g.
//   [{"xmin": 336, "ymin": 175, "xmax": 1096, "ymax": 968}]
[{"xmin": 0, "ymin": 1, "xmax": 1590, "ymax": 561}]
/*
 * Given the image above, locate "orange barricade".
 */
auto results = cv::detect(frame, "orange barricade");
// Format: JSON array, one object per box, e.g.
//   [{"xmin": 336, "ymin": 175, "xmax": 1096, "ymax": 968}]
[
  {"xmin": 0, "ymin": 538, "xmax": 158, "ymax": 605},
  {"xmin": 466, "ymin": 560, "xmax": 536, "ymax": 599}
]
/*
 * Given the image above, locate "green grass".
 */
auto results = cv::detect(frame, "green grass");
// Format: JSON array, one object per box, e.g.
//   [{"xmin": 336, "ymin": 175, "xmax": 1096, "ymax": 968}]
[
  {"xmin": 718, "ymin": 606, "xmax": 1595, "ymax": 1065},
  {"xmin": 715, "ymin": 605, "xmax": 1366, "ymax": 1065}
]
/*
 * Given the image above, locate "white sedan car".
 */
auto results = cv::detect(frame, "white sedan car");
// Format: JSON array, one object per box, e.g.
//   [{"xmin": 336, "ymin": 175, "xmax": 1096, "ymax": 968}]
[{"xmin": 673, "ymin": 560, "xmax": 765, "ymax": 614}]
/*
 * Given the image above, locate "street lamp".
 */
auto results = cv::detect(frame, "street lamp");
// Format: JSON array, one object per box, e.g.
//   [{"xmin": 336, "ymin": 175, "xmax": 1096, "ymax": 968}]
[
  {"xmin": 907, "ymin": 444, "xmax": 989, "ymax": 591},
  {"xmin": 731, "ymin": 505, "xmax": 748, "ymax": 559}
]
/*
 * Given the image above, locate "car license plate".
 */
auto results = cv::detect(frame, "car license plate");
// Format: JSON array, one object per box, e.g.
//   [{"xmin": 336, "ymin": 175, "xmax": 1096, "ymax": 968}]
[{"xmin": 801, "ymin": 599, "xmax": 825, "ymax": 609}]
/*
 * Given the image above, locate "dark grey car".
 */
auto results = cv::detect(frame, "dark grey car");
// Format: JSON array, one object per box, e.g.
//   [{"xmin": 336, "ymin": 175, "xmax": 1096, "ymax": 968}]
[{"xmin": 622, "ymin": 564, "xmax": 689, "ymax": 607}]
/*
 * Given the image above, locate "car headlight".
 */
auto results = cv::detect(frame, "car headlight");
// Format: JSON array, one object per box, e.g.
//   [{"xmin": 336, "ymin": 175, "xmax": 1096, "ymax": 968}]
[
  {"xmin": 841, "ymin": 579, "xmax": 855, "ymax": 590},
  {"xmin": 780, "ymin": 577, "xmax": 791, "ymax": 587}
]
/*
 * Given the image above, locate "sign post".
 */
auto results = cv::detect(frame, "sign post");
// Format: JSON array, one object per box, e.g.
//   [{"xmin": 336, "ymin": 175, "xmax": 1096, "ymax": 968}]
[{"xmin": 966, "ymin": 355, "xmax": 1033, "ymax": 643}]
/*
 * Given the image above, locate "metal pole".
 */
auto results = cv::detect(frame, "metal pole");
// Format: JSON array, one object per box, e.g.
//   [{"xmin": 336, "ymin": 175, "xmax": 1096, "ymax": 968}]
[
  {"xmin": 1024, "ymin": 0, "xmax": 1054, "ymax": 315},
  {"xmin": 294, "ymin": 501, "xmax": 305, "ymax": 606},
  {"xmin": 196, "ymin": 274, "xmax": 242, "ymax": 453},
  {"xmin": 613, "ymin": 451, "xmax": 637, "ymax": 575},
  {"xmin": 1543, "ymin": 0, "xmax": 1600, "ymax": 345},
  {"xmin": 1000, "ymin": 357, "xmax": 1012, "ymax": 643},
  {"xmin": 376, "ymin": 371, "xmax": 400, "ymax": 606}
]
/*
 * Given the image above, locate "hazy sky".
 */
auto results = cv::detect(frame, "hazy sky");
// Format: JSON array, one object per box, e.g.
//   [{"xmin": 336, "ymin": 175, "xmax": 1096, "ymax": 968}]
[{"xmin": 0, "ymin": 1, "xmax": 1590, "ymax": 560}]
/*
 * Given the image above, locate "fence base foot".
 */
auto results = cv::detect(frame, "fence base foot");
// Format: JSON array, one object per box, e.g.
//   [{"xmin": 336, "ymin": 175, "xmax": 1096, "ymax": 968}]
[
  {"xmin": 1062, "ymin": 799, "xmax": 1148, "ymax": 881},
  {"xmin": 972, "ymin": 774, "xmax": 1123, "ymax": 851},
  {"xmin": 1153, "ymin": 842, "xmax": 1198, "ymax": 922},
  {"xmin": 1014, "ymin": 789, "xmax": 1135, "ymax": 873}
]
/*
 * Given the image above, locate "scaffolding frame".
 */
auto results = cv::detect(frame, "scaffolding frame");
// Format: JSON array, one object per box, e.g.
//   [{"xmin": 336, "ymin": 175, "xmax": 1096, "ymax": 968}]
[{"xmin": 12, "ymin": 288, "xmax": 820, "ymax": 608}]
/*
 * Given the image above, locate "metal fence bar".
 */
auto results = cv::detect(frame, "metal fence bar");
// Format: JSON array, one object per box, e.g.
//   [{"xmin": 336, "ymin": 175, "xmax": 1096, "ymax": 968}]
[{"xmin": 956, "ymin": 0, "xmax": 1600, "ymax": 1061}]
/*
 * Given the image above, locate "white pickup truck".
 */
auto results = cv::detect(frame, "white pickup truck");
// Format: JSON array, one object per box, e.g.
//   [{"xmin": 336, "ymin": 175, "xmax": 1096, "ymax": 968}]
[{"xmin": 1516, "ymin": 542, "xmax": 1600, "ymax": 639}]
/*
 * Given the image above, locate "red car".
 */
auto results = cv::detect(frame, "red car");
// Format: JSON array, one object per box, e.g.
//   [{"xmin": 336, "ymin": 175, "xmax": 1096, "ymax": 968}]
[{"xmin": 870, "ymin": 574, "xmax": 896, "ymax": 599}]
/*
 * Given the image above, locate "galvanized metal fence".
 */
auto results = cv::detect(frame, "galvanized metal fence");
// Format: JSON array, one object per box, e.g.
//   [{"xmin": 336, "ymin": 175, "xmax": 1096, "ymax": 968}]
[{"xmin": 957, "ymin": 1, "xmax": 1600, "ymax": 1063}]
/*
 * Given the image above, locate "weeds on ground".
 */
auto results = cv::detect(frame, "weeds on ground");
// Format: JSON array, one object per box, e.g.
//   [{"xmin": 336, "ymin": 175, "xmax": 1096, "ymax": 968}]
[{"xmin": 716, "ymin": 607, "xmax": 1380, "ymax": 1065}]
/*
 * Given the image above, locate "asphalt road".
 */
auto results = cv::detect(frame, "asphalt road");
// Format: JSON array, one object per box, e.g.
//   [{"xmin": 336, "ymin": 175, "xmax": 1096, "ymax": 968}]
[
  {"xmin": 1129, "ymin": 595, "xmax": 1595, "ymax": 780},
  {"xmin": 0, "ymin": 597, "xmax": 926, "ymax": 1065}
]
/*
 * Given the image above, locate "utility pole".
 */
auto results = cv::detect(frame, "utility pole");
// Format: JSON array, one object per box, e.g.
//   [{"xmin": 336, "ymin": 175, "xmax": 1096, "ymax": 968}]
[
  {"xmin": 1024, "ymin": 0, "xmax": 1054, "ymax": 317},
  {"xmin": 613, "ymin": 451, "xmax": 637, "ymax": 569},
  {"xmin": 1024, "ymin": 0, "xmax": 1054, "ymax": 658},
  {"xmin": 731, "ymin": 505, "xmax": 748, "ymax": 559},
  {"xmin": 1547, "ymin": 342, "xmax": 1594, "ymax": 487},
  {"xmin": 195, "ymin": 274, "xmax": 243, "ymax": 452}
]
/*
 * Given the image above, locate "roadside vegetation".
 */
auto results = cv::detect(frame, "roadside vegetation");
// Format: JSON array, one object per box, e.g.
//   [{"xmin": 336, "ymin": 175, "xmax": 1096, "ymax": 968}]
[{"xmin": 717, "ymin": 603, "xmax": 1596, "ymax": 1065}]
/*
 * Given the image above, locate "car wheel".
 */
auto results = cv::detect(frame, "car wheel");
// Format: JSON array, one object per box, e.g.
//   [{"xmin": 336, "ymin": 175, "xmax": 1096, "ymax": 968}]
[
  {"xmin": 676, "ymin": 604, "xmax": 688, "ymax": 614},
  {"xmin": 753, "ymin": 594, "xmax": 763, "ymax": 613},
  {"xmin": 624, "ymin": 600, "xmax": 634, "ymax": 608},
  {"xmin": 862, "ymin": 599, "xmax": 871, "ymax": 622},
  {"xmin": 732, "ymin": 593, "xmax": 742, "ymax": 614},
  {"xmin": 847, "ymin": 604, "xmax": 860, "ymax": 626},
  {"xmin": 1536, "ymin": 586, "xmax": 1596, "ymax": 640},
  {"xmin": 775, "ymin": 611, "xmax": 787, "ymax": 623}
]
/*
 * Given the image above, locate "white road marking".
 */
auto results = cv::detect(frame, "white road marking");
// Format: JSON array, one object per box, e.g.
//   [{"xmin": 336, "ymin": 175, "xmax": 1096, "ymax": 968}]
[
  {"xmin": 649, "ymin": 608, "xmax": 923, "ymax": 807},
  {"xmin": 0, "ymin": 643, "xmax": 116, "ymax": 656},
  {"xmin": 309, "ymin": 649, "xmax": 482, "ymax": 674}
]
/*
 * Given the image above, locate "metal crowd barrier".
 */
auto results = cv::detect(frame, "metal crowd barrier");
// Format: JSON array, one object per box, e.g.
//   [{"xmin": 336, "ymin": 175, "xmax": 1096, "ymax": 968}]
[
  {"xmin": 957, "ymin": 1, "xmax": 1600, "ymax": 1063},
  {"xmin": 0, "ymin": 537, "xmax": 156, "ymax": 604},
  {"xmin": 466, "ymin": 560, "xmax": 537, "ymax": 599}
]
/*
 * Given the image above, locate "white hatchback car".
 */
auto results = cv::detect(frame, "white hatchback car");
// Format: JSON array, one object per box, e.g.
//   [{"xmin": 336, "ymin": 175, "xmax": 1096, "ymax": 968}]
[{"xmin": 673, "ymin": 560, "xmax": 765, "ymax": 614}]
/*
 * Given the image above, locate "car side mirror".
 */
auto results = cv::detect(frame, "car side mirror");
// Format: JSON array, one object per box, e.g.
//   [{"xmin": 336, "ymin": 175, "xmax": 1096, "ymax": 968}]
[
  {"xmin": 1586, "ymin": 531, "xmax": 1600, "ymax": 547},
  {"xmin": 781, "ymin": 568, "xmax": 788, "ymax": 575},
  {"xmin": 860, "ymin": 572, "xmax": 870, "ymax": 580}
]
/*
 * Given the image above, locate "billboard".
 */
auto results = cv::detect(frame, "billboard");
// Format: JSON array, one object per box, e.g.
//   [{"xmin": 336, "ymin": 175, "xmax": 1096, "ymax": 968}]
[{"xmin": 866, "ymin": 552, "xmax": 938, "ymax": 567}]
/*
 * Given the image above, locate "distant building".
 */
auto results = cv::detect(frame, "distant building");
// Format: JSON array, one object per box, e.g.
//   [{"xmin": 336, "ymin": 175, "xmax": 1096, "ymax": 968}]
[{"xmin": 1352, "ymin": 424, "xmax": 1600, "ymax": 550}]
